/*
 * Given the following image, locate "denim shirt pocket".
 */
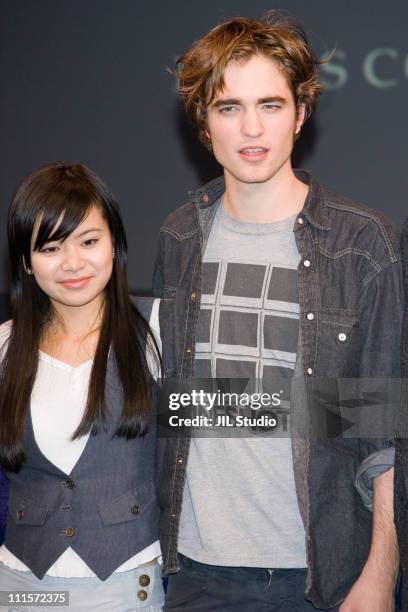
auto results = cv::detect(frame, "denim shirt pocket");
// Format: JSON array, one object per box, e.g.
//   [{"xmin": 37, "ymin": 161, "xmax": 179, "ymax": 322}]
[{"xmin": 316, "ymin": 309, "xmax": 360, "ymax": 379}]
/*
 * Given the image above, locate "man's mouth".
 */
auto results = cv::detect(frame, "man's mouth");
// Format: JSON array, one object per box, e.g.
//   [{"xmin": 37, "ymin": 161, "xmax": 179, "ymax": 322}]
[{"xmin": 239, "ymin": 147, "xmax": 269, "ymax": 157}]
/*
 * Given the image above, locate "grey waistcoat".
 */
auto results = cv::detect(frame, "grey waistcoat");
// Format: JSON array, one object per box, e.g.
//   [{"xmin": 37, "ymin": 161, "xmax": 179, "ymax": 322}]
[{"xmin": 4, "ymin": 298, "xmax": 159, "ymax": 580}]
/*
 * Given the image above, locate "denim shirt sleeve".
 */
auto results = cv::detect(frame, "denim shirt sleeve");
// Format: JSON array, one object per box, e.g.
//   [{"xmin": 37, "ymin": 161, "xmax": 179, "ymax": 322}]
[
  {"xmin": 152, "ymin": 234, "xmax": 164, "ymax": 298},
  {"xmin": 355, "ymin": 446, "xmax": 395, "ymax": 511},
  {"xmin": 359, "ymin": 259, "xmax": 403, "ymax": 382},
  {"xmin": 355, "ymin": 258, "xmax": 403, "ymax": 505}
]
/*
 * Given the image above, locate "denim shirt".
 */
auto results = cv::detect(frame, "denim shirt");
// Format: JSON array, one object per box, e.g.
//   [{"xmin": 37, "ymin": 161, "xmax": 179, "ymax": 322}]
[
  {"xmin": 153, "ymin": 170, "xmax": 403, "ymax": 609},
  {"xmin": 394, "ymin": 215, "xmax": 408, "ymax": 610}
]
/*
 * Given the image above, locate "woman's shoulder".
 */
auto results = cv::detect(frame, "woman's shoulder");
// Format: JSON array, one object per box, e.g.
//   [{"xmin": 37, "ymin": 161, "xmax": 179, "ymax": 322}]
[
  {"xmin": 0, "ymin": 320, "xmax": 12, "ymax": 341},
  {"xmin": 147, "ymin": 298, "xmax": 160, "ymax": 350},
  {"xmin": 0, "ymin": 320, "xmax": 12, "ymax": 355},
  {"xmin": 130, "ymin": 296, "xmax": 160, "ymax": 345},
  {"xmin": 131, "ymin": 296, "xmax": 157, "ymax": 322},
  {"xmin": 130, "ymin": 297, "xmax": 161, "ymax": 378}
]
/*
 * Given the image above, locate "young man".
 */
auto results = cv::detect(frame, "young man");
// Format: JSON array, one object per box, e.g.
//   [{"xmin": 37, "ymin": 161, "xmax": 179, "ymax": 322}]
[{"xmin": 153, "ymin": 14, "xmax": 403, "ymax": 611}]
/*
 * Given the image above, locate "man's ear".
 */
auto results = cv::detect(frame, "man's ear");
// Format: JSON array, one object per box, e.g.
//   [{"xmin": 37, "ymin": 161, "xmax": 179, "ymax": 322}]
[
  {"xmin": 202, "ymin": 127, "xmax": 213, "ymax": 152},
  {"xmin": 295, "ymin": 103, "xmax": 306, "ymax": 135}
]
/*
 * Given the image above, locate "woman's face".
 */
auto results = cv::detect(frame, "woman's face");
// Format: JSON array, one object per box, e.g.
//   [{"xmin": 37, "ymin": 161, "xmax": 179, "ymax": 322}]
[{"xmin": 30, "ymin": 205, "xmax": 114, "ymax": 314}]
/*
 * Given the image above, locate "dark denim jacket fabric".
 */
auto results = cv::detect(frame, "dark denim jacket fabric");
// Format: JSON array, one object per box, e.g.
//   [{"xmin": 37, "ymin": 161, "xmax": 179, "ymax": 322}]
[
  {"xmin": 153, "ymin": 170, "xmax": 403, "ymax": 609},
  {"xmin": 395, "ymin": 216, "xmax": 408, "ymax": 610}
]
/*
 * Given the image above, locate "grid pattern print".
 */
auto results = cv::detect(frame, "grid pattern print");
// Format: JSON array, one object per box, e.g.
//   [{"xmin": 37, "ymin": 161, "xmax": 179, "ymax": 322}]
[{"xmin": 195, "ymin": 259, "xmax": 300, "ymax": 401}]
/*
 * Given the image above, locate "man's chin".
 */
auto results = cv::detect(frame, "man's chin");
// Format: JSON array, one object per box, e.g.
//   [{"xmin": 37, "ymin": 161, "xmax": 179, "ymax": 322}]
[{"xmin": 226, "ymin": 171, "xmax": 277, "ymax": 186}]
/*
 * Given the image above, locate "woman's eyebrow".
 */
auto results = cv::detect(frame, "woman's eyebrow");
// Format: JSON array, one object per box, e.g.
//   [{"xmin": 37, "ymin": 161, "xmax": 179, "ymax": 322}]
[{"xmin": 75, "ymin": 227, "xmax": 103, "ymax": 238}]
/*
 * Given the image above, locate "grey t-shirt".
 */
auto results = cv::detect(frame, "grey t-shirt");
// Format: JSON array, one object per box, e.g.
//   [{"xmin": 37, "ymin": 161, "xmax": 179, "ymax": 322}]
[{"xmin": 177, "ymin": 201, "xmax": 307, "ymax": 568}]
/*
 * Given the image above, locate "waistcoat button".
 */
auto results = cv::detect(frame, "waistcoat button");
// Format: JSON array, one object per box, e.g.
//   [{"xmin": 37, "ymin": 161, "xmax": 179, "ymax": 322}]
[
  {"xmin": 65, "ymin": 527, "xmax": 75, "ymax": 537},
  {"xmin": 137, "ymin": 590, "xmax": 148, "ymax": 601},
  {"xmin": 16, "ymin": 510, "xmax": 24, "ymax": 521},
  {"xmin": 139, "ymin": 574, "xmax": 150, "ymax": 587},
  {"xmin": 131, "ymin": 505, "xmax": 140, "ymax": 516},
  {"xmin": 201, "ymin": 194, "xmax": 209, "ymax": 203}
]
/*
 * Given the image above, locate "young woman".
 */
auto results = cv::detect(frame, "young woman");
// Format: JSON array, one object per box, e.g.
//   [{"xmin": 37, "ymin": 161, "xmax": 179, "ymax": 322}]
[{"xmin": 0, "ymin": 162, "xmax": 164, "ymax": 611}]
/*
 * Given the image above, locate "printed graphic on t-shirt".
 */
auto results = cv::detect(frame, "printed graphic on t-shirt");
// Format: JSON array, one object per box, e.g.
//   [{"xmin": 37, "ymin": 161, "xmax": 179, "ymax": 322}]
[{"xmin": 195, "ymin": 259, "xmax": 299, "ymax": 401}]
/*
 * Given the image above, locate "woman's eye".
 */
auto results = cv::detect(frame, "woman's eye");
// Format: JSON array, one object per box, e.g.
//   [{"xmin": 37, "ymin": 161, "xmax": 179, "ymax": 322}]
[
  {"xmin": 40, "ymin": 246, "xmax": 58, "ymax": 254},
  {"xmin": 82, "ymin": 238, "xmax": 98, "ymax": 247}
]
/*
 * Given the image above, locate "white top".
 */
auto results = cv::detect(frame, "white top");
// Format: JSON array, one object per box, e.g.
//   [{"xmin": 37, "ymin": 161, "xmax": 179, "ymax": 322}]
[{"xmin": 0, "ymin": 299, "xmax": 162, "ymax": 577}]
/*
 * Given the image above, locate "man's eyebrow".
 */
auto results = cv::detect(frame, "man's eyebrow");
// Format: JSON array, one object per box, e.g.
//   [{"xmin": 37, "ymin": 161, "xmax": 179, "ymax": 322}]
[
  {"xmin": 212, "ymin": 98, "xmax": 241, "ymax": 107},
  {"xmin": 258, "ymin": 96, "xmax": 287, "ymax": 104},
  {"xmin": 212, "ymin": 96, "xmax": 287, "ymax": 107}
]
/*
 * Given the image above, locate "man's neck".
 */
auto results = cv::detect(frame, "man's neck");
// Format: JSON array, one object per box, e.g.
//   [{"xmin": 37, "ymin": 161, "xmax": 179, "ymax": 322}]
[{"xmin": 223, "ymin": 166, "xmax": 308, "ymax": 224}]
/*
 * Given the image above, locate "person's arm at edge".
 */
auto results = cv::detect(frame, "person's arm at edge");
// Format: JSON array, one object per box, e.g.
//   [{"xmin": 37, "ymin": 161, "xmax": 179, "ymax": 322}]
[
  {"xmin": 340, "ymin": 468, "xmax": 398, "ymax": 612},
  {"xmin": 341, "ymin": 256, "xmax": 403, "ymax": 611}
]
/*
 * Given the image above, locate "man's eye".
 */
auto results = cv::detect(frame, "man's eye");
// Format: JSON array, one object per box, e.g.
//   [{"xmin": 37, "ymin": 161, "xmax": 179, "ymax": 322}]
[
  {"xmin": 219, "ymin": 105, "xmax": 237, "ymax": 114},
  {"xmin": 263, "ymin": 103, "xmax": 280, "ymax": 111}
]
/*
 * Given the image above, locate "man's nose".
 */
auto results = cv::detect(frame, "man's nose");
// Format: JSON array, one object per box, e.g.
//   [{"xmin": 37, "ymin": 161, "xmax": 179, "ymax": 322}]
[{"xmin": 241, "ymin": 108, "xmax": 265, "ymax": 138}]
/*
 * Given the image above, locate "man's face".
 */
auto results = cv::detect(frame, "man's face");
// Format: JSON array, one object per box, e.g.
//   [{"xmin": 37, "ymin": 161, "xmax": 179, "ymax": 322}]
[{"xmin": 206, "ymin": 54, "xmax": 305, "ymax": 187}]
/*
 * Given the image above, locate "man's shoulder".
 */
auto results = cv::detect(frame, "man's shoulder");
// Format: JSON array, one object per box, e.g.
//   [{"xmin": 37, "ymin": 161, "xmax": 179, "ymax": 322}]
[
  {"xmin": 159, "ymin": 200, "xmax": 198, "ymax": 239},
  {"xmin": 159, "ymin": 176, "xmax": 224, "ymax": 240},
  {"xmin": 324, "ymin": 186, "xmax": 400, "ymax": 237},
  {"xmin": 322, "ymin": 186, "xmax": 401, "ymax": 266}
]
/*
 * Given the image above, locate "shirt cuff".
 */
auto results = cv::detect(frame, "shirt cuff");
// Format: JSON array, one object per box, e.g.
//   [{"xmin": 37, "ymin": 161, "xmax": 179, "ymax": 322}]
[{"xmin": 355, "ymin": 446, "xmax": 395, "ymax": 511}]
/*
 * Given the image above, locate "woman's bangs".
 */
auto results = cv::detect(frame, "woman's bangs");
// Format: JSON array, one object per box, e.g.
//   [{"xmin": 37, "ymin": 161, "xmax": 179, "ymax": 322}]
[{"xmin": 33, "ymin": 194, "xmax": 94, "ymax": 251}]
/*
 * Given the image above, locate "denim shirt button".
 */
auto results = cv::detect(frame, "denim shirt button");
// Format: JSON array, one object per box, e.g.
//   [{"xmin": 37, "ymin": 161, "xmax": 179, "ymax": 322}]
[
  {"xmin": 177, "ymin": 457, "xmax": 184, "ymax": 464},
  {"xmin": 306, "ymin": 367, "xmax": 313, "ymax": 376},
  {"xmin": 303, "ymin": 259, "xmax": 311, "ymax": 268},
  {"xmin": 306, "ymin": 312, "xmax": 314, "ymax": 321},
  {"xmin": 297, "ymin": 217, "xmax": 304, "ymax": 225},
  {"xmin": 190, "ymin": 292, "xmax": 196, "ymax": 301},
  {"xmin": 338, "ymin": 333, "xmax": 347, "ymax": 342},
  {"xmin": 201, "ymin": 194, "xmax": 209, "ymax": 203},
  {"xmin": 186, "ymin": 347, "xmax": 192, "ymax": 353}
]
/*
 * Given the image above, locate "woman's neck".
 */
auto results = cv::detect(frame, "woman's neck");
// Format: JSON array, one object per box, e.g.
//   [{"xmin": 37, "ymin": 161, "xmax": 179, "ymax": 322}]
[
  {"xmin": 47, "ymin": 294, "xmax": 104, "ymax": 338},
  {"xmin": 40, "ymin": 296, "xmax": 104, "ymax": 366}
]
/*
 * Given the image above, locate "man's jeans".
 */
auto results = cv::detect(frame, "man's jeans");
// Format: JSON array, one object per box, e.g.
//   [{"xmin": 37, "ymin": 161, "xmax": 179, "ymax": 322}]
[{"xmin": 164, "ymin": 554, "xmax": 339, "ymax": 611}]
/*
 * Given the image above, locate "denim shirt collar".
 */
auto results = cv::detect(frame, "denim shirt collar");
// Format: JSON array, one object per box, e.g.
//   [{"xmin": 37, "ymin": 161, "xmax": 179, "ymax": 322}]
[{"xmin": 188, "ymin": 169, "xmax": 331, "ymax": 231}]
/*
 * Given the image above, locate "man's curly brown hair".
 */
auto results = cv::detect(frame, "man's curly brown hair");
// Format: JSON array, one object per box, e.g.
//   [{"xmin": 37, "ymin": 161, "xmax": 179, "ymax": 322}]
[{"xmin": 174, "ymin": 12, "xmax": 323, "ymax": 146}]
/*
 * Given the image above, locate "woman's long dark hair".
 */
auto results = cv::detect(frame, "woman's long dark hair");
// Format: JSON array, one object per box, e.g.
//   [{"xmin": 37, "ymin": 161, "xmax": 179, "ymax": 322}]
[{"xmin": 0, "ymin": 162, "xmax": 160, "ymax": 471}]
